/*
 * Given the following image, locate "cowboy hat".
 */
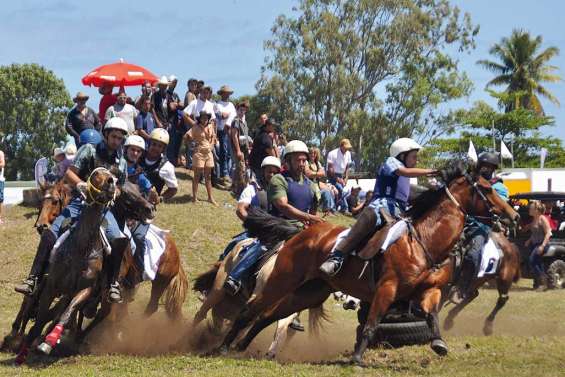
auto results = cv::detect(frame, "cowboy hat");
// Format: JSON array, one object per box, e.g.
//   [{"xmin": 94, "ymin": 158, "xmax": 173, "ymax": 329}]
[
  {"xmin": 340, "ymin": 138, "xmax": 353, "ymax": 150},
  {"xmin": 217, "ymin": 85, "xmax": 234, "ymax": 95},
  {"xmin": 64, "ymin": 144, "xmax": 77, "ymax": 159},
  {"xmin": 168, "ymin": 75, "xmax": 177, "ymax": 82},
  {"xmin": 73, "ymin": 92, "xmax": 89, "ymax": 102},
  {"xmin": 157, "ymin": 76, "xmax": 169, "ymax": 86}
]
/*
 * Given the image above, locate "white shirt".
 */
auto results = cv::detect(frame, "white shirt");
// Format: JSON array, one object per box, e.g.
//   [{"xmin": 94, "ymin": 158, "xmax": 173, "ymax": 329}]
[
  {"xmin": 0, "ymin": 150, "xmax": 5, "ymax": 182},
  {"xmin": 238, "ymin": 184, "xmax": 258, "ymax": 205},
  {"xmin": 144, "ymin": 158, "xmax": 179, "ymax": 189},
  {"xmin": 214, "ymin": 101, "xmax": 236, "ymax": 131},
  {"xmin": 106, "ymin": 103, "xmax": 139, "ymax": 134},
  {"xmin": 184, "ymin": 99, "xmax": 216, "ymax": 120},
  {"xmin": 326, "ymin": 148, "xmax": 352, "ymax": 174},
  {"xmin": 34, "ymin": 157, "xmax": 48, "ymax": 187}
]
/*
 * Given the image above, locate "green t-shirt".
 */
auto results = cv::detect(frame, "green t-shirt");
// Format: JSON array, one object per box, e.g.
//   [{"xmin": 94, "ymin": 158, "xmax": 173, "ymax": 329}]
[{"xmin": 267, "ymin": 173, "xmax": 320, "ymax": 222}]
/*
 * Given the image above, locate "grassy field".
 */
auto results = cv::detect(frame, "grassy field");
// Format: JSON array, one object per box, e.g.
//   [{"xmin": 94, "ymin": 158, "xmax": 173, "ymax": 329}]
[{"xmin": 1, "ymin": 169, "xmax": 565, "ymax": 376}]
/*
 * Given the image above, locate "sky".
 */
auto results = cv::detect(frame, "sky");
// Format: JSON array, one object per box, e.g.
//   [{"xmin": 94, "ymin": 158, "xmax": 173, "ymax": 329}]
[{"xmin": 1, "ymin": 0, "xmax": 564, "ymax": 140}]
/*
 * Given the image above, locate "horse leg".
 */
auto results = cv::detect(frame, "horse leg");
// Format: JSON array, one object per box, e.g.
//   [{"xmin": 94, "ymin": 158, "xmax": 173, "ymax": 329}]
[
  {"xmin": 420, "ymin": 287, "xmax": 448, "ymax": 356},
  {"xmin": 37, "ymin": 287, "xmax": 92, "ymax": 355},
  {"xmin": 443, "ymin": 288, "xmax": 479, "ymax": 331},
  {"xmin": 354, "ymin": 302, "xmax": 370, "ymax": 351},
  {"xmin": 1, "ymin": 296, "xmax": 31, "ymax": 352},
  {"xmin": 483, "ymin": 278, "xmax": 510, "ymax": 336},
  {"xmin": 351, "ymin": 279, "xmax": 397, "ymax": 364},
  {"xmin": 77, "ymin": 299, "xmax": 112, "ymax": 345},
  {"xmin": 234, "ymin": 279, "xmax": 332, "ymax": 352},
  {"xmin": 145, "ymin": 275, "xmax": 170, "ymax": 317},
  {"xmin": 265, "ymin": 313, "xmax": 298, "ymax": 359}
]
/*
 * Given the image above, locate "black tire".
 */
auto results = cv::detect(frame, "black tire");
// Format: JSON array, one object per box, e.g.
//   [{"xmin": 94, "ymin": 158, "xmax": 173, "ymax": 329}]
[
  {"xmin": 547, "ymin": 260, "xmax": 565, "ymax": 289},
  {"xmin": 373, "ymin": 320, "xmax": 432, "ymax": 348}
]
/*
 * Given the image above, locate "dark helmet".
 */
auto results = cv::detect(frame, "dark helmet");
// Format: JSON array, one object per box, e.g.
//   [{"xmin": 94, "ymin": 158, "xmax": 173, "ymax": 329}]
[
  {"xmin": 79, "ymin": 129, "xmax": 102, "ymax": 146},
  {"xmin": 478, "ymin": 151, "xmax": 499, "ymax": 168}
]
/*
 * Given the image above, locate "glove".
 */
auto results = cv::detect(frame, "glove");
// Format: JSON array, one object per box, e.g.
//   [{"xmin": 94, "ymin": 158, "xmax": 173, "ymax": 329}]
[{"xmin": 76, "ymin": 181, "xmax": 88, "ymax": 197}]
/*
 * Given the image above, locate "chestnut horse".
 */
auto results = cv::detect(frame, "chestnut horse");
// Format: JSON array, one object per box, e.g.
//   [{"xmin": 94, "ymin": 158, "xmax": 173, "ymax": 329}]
[
  {"xmin": 442, "ymin": 231, "xmax": 521, "ymax": 336},
  {"xmin": 34, "ymin": 180, "xmax": 72, "ymax": 233},
  {"xmin": 215, "ymin": 163, "xmax": 520, "ymax": 364}
]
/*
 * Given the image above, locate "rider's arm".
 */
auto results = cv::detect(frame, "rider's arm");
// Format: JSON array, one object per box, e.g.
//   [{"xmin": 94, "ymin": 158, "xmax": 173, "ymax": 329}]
[
  {"xmin": 272, "ymin": 196, "xmax": 320, "ymax": 223},
  {"xmin": 236, "ymin": 202, "xmax": 250, "ymax": 221},
  {"xmin": 64, "ymin": 166, "xmax": 83, "ymax": 187},
  {"xmin": 396, "ymin": 166, "xmax": 436, "ymax": 178}
]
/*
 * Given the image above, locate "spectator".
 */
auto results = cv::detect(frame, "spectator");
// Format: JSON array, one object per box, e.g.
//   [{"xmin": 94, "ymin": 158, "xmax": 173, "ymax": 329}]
[
  {"xmin": 526, "ymin": 200, "xmax": 552, "ymax": 291},
  {"xmin": 249, "ymin": 118, "xmax": 277, "ymax": 179},
  {"xmin": 277, "ymin": 134, "xmax": 288, "ymax": 158},
  {"xmin": 152, "ymin": 76, "xmax": 170, "ymax": 129},
  {"xmin": 166, "ymin": 75, "xmax": 184, "ymax": 166},
  {"xmin": 184, "ymin": 78, "xmax": 198, "ymax": 108},
  {"xmin": 196, "ymin": 80, "xmax": 204, "ymax": 96},
  {"xmin": 183, "ymin": 86, "xmax": 216, "ymax": 126},
  {"xmin": 327, "ymin": 138, "xmax": 353, "ymax": 211},
  {"xmin": 230, "ymin": 101, "xmax": 250, "ymax": 196},
  {"xmin": 306, "ymin": 147, "xmax": 336, "ymax": 214},
  {"xmin": 346, "ymin": 185, "xmax": 363, "ymax": 216},
  {"xmin": 135, "ymin": 97, "xmax": 157, "ymax": 145},
  {"xmin": 105, "ymin": 89, "xmax": 139, "ymax": 134},
  {"xmin": 134, "ymin": 81, "xmax": 153, "ymax": 110},
  {"xmin": 184, "ymin": 111, "xmax": 217, "ymax": 206},
  {"xmin": 0, "ymin": 148, "xmax": 4, "ymax": 224},
  {"xmin": 35, "ymin": 147, "xmax": 64, "ymax": 188},
  {"xmin": 362, "ymin": 190, "xmax": 374, "ymax": 210},
  {"xmin": 215, "ymin": 85, "xmax": 237, "ymax": 186},
  {"xmin": 66, "ymin": 92, "xmax": 100, "ymax": 145},
  {"xmin": 98, "ymin": 83, "xmax": 116, "ymax": 123}
]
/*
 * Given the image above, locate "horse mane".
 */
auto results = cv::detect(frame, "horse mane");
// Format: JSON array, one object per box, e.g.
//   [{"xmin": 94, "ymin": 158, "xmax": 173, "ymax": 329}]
[
  {"xmin": 406, "ymin": 160, "xmax": 467, "ymax": 220},
  {"xmin": 243, "ymin": 207, "xmax": 302, "ymax": 248}
]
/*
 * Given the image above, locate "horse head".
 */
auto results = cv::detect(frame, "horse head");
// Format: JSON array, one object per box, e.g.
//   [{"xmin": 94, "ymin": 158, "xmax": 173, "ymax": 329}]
[
  {"xmin": 114, "ymin": 181, "xmax": 156, "ymax": 223},
  {"xmin": 86, "ymin": 168, "xmax": 118, "ymax": 206},
  {"xmin": 34, "ymin": 181, "xmax": 72, "ymax": 234},
  {"xmin": 440, "ymin": 160, "xmax": 520, "ymax": 225}
]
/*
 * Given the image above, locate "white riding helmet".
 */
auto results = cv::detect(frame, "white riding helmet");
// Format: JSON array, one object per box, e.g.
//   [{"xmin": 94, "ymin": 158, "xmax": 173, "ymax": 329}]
[
  {"xmin": 389, "ymin": 137, "xmax": 422, "ymax": 158},
  {"xmin": 104, "ymin": 117, "xmax": 129, "ymax": 135},
  {"xmin": 149, "ymin": 128, "xmax": 170, "ymax": 146},
  {"xmin": 124, "ymin": 135, "xmax": 146, "ymax": 151},
  {"xmin": 283, "ymin": 140, "xmax": 309, "ymax": 158},
  {"xmin": 261, "ymin": 156, "xmax": 282, "ymax": 169}
]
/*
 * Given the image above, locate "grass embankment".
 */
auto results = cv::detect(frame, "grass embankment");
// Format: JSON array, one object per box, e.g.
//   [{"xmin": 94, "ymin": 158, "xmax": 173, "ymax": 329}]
[{"xmin": 0, "ymin": 169, "xmax": 564, "ymax": 376}]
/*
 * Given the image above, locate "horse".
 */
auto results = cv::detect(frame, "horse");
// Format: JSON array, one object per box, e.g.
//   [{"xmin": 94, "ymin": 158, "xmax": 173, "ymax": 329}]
[
  {"xmin": 15, "ymin": 168, "xmax": 154, "ymax": 364},
  {"xmin": 213, "ymin": 162, "xmax": 520, "ymax": 364},
  {"xmin": 193, "ymin": 236, "xmax": 324, "ymax": 359},
  {"xmin": 34, "ymin": 180, "xmax": 72, "ymax": 234},
  {"xmin": 442, "ymin": 231, "xmax": 521, "ymax": 336}
]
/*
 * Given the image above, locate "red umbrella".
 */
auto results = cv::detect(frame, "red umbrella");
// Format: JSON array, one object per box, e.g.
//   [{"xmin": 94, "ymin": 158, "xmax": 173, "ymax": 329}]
[{"xmin": 82, "ymin": 59, "xmax": 158, "ymax": 87}]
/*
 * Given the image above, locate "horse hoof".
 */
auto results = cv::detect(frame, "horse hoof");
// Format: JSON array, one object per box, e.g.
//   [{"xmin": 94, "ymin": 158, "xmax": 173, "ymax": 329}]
[
  {"xmin": 205, "ymin": 344, "xmax": 228, "ymax": 357},
  {"xmin": 265, "ymin": 351, "xmax": 276, "ymax": 360},
  {"xmin": 431, "ymin": 339, "xmax": 448, "ymax": 356},
  {"xmin": 443, "ymin": 318, "xmax": 454, "ymax": 331},
  {"xmin": 350, "ymin": 353, "xmax": 365, "ymax": 366},
  {"xmin": 483, "ymin": 321, "xmax": 493, "ymax": 336},
  {"xmin": 37, "ymin": 342, "xmax": 53, "ymax": 355}
]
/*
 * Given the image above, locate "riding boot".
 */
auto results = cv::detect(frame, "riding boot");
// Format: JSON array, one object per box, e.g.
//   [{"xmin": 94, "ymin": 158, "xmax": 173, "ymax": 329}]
[
  {"xmin": 15, "ymin": 230, "xmax": 56, "ymax": 295},
  {"xmin": 319, "ymin": 208, "xmax": 377, "ymax": 276},
  {"xmin": 108, "ymin": 238, "xmax": 129, "ymax": 303},
  {"xmin": 456, "ymin": 263, "xmax": 475, "ymax": 302}
]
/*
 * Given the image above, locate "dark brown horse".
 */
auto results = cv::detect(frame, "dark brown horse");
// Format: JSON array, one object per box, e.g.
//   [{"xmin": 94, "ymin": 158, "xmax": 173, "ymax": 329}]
[
  {"xmin": 442, "ymin": 232, "xmax": 521, "ymax": 336},
  {"xmin": 15, "ymin": 168, "xmax": 154, "ymax": 364},
  {"xmin": 214, "ymin": 164, "xmax": 519, "ymax": 364}
]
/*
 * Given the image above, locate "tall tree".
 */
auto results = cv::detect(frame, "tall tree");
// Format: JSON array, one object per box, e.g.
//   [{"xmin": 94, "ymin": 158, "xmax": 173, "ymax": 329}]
[
  {"xmin": 257, "ymin": 0, "xmax": 478, "ymax": 169},
  {"xmin": 0, "ymin": 64, "xmax": 71, "ymax": 180},
  {"xmin": 477, "ymin": 29, "xmax": 561, "ymax": 114}
]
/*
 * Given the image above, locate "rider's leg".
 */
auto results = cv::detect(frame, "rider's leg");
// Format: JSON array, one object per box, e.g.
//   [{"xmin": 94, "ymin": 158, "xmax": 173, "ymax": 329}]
[
  {"xmin": 218, "ymin": 231, "xmax": 249, "ymax": 261},
  {"xmin": 105, "ymin": 210, "xmax": 129, "ymax": 303},
  {"xmin": 459, "ymin": 231, "xmax": 487, "ymax": 298},
  {"xmin": 132, "ymin": 222, "xmax": 150, "ymax": 271},
  {"xmin": 224, "ymin": 241, "xmax": 265, "ymax": 295},
  {"xmin": 319, "ymin": 206, "xmax": 379, "ymax": 276},
  {"xmin": 15, "ymin": 197, "xmax": 82, "ymax": 295}
]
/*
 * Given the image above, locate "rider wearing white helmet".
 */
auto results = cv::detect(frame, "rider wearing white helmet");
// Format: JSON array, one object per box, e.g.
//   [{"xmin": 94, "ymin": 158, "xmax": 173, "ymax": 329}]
[
  {"xmin": 140, "ymin": 128, "xmax": 178, "ymax": 200},
  {"xmin": 319, "ymin": 137, "xmax": 437, "ymax": 276},
  {"xmin": 16, "ymin": 117, "xmax": 130, "ymax": 302}
]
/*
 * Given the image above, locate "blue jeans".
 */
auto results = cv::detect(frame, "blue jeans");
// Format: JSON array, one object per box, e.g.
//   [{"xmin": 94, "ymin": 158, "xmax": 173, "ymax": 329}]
[
  {"xmin": 320, "ymin": 189, "xmax": 335, "ymax": 212},
  {"xmin": 228, "ymin": 240, "xmax": 265, "ymax": 282},
  {"xmin": 329, "ymin": 174, "xmax": 345, "ymax": 211},
  {"xmin": 529, "ymin": 244, "xmax": 548, "ymax": 278},
  {"xmin": 51, "ymin": 196, "xmax": 123, "ymax": 242},
  {"xmin": 217, "ymin": 129, "xmax": 231, "ymax": 178},
  {"xmin": 219, "ymin": 232, "xmax": 249, "ymax": 261},
  {"xmin": 463, "ymin": 226, "xmax": 489, "ymax": 275},
  {"xmin": 166, "ymin": 129, "xmax": 183, "ymax": 165},
  {"xmin": 132, "ymin": 222, "xmax": 150, "ymax": 269}
]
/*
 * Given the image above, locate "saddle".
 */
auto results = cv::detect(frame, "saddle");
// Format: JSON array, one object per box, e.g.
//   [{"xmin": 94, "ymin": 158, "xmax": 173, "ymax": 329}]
[{"xmin": 357, "ymin": 208, "xmax": 404, "ymax": 260}]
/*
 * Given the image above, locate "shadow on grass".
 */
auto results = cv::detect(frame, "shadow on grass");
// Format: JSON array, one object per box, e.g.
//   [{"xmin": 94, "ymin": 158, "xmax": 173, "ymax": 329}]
[
  {"xmin": 0, "ymin": 352, "xmax": 60, "ymax": 369},
  {"xmin": 175, "ymin": 170, "xmax": 193, "ymax": 181},
  {"xmin": 166, "ymin": 194, "xmax": 194, "ymax": 204}
]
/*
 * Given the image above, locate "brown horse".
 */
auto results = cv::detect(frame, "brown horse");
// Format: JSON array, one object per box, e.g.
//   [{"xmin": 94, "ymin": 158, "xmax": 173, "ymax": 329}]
[
  {"xmin": 214, "ymin": 163, "xmax": 520, "ymax": 364},
  {"xmin": 34, "ymin": 180, "xmax": 72, "ymax": 233},
  {"xmin": 15, "ymin": 169, "xmax": 154, "ymax": 364},
  {"xmin": 442, "ymin": 231, "xmax": 521, "ymax": 336}
]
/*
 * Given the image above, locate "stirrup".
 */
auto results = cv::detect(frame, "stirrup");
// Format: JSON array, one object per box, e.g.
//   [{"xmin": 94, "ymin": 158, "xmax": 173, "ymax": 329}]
[
  {"xmin": 319, "ymin": 257, "xmax": 343, "ymax": 277},
  {"xmin": 223, "ymin": 278, "xmax": 241, "ymax": 296},
  {"xmin": 108, "ymin": 283, "xmax": 123, "ymax": 304},
  {"xmin": 14, "ymin": 276, "xmax": 37, "ymax": 296}
]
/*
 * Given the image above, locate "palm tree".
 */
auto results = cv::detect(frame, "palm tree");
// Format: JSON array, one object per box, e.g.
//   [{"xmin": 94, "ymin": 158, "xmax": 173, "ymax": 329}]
[{"xmin": 477, "ymin": 29, "xmax": 561, "ymax": 114}]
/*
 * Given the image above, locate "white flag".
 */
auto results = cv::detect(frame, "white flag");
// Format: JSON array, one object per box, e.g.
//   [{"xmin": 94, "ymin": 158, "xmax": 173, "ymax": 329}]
[
  {"xmin": 467, "ymin": 140, "xmax": 478, "ymax": 163},
  {"xmin": 500, "ymin": 140, "xmax": 513, "ymax": 159},
  {"xmin": 541, "ymin": 148, "xmax": 548, "ymax": 168}
]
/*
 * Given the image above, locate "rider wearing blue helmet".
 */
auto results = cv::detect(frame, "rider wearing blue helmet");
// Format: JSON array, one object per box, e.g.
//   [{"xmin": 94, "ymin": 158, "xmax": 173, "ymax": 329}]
[{"xmin": 79, "ymin": 129, "xmax": 102, "ymax": 147}]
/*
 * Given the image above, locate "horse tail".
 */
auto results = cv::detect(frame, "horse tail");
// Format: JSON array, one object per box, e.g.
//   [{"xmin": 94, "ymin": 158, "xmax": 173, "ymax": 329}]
[
  {"xmin": 165, "ymin": 263, "xmax": 188, "ymax": 320},
  {"xmin": 193, "ymin": 262, "xmax": 221, "ymax": 293},
  {"xmin": 243, "ymin": 207, "xmax": 301, "ymax": 247},
  {"xmin": 308, "ymin": 304, "xmax": 330, "ymax": 337}
]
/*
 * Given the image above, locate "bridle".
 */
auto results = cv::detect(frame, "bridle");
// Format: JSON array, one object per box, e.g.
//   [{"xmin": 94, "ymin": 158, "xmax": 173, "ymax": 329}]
[
  {"xmin": 84, "ymin": 168, "xmax": 117, "ymax": 207},
  {"xmin": 444, "ymin": 173, "xmax": 500, "ymax": 223},
  {"xmin": 35, "ymin": 186, "xmax": 66, "ymax": 227}
]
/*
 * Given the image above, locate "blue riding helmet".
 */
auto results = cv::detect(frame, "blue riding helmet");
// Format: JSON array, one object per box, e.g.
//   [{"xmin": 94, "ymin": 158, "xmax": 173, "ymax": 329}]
[{"xmin": 79, "ymin": 129, "xmax": 102, "ymax": 147}]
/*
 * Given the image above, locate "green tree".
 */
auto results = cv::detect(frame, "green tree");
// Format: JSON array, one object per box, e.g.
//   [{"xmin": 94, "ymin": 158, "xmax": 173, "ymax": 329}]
[
  {"xmin": 477, "ymin": 29, "xmax": 561, "ymax": 114},
  {"xmin": 0, "ymin": 64, "xmax": 71, "ymax": 180},
  {"xmin": 257, "ymin": 0, "xmax": 478, "ymax": 170}
]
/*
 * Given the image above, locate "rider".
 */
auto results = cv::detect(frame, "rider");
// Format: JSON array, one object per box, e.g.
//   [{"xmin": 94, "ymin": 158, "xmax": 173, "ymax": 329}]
[
  {"xmin": 319, "ymin": 137, "xmax": 437, "ymax": 276},
  {"xmin": 78, "ymin": 128, "xmax": 103, "ymax": 147},
  {"xmin": 456, "ymin": 151, "xmax": 508, "ymax": 300},
  {"xmin": 219, "ymin": 156, "xmax": 282, "ymax": 261},
  {"xmin": 140, "ymin": 128, "xmax": 179, "ymax": 201},
  {"xmin": 223, "ymin": 140, "xmax": 322, "ymax": 295},
  {"xmin": 15, "ymin": 117, "xmax": 130, "ymax": 303}
]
